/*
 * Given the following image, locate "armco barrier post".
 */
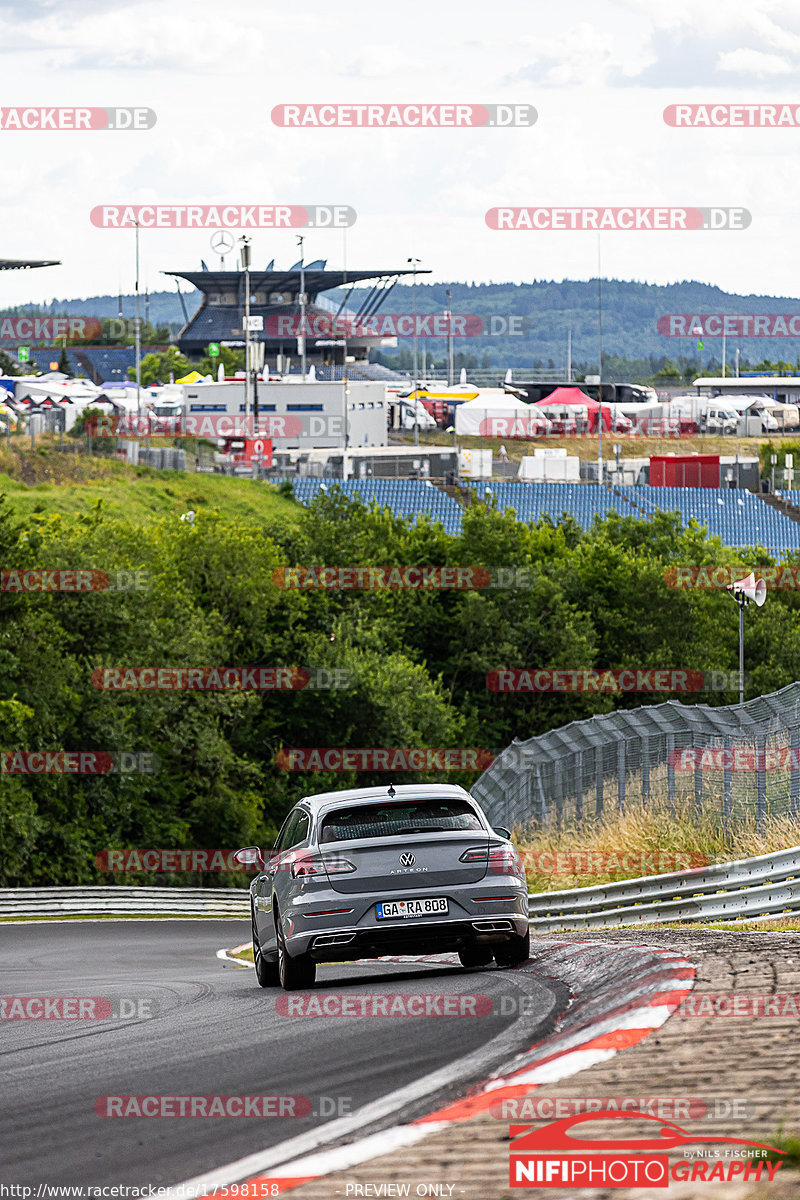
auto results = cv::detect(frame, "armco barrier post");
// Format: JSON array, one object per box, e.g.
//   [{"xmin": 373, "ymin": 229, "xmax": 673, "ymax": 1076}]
[
  {"xmin": 756, "ymin": 735, "xmax": 767, "ymax": 834},
  {"xmin": 642, "ymin": 737, "xmax": 650, "ymax": 803},
  {"xmin": 595, "ymin": 745, "xmax": 604, "ymax": 819},
  {"xmin": 554, "ymin": 762, "xmax": 564, "ymax": 826},
  {"xmin": 533, "ymin": 762, "xmax": 546, "ymax": 828},
  {"xmin": 575, "ymin": 750, "xmax": 583, "ymax": 829},
  {"xmin": 723, "ymin": 738, "xmax": 733, "ymax": 830}
]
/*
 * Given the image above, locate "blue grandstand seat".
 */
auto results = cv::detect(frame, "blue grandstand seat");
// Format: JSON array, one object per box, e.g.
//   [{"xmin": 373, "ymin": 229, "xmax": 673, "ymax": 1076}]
[{"xmin": 469, "ymin": 481, "xmax": 800, "ymax": 552}]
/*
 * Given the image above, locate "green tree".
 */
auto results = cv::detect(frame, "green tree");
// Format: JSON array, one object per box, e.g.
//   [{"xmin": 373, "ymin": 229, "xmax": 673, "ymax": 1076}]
[{"xmin": 129, "ymin": 348, "xmax": 196, "ymax": 386}]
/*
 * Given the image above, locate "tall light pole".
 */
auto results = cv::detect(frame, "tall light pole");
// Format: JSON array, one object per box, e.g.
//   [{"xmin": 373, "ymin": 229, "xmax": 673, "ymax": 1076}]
[
  {"xmin": 297, "ymin": 235, "xmax": 306, "ymax": 380},
  {"xmin": 692, "ymin": 324, "xmax": 704, "ymax": 427},
  {"xmin": 240, "ymin": 236, "xmax": 251, "ymax": 427},
  {"xmin": 597, "ymin": 239, "xmax": 603, "ymax": 486},
  {"xmin": 445, "ymin": 287, "xmax": 454, "ymax": 386},
  {"xmin": 124, "ymin": 218, "xmax": 141, "ymax": 418},
  {"xmin": 342, "ymin": 232, "xmax": 349, "ymax": 453},
  {"xmin": 408, "ymin": 257, "xmax": 421, "ymax": 445},
  {"xmin": 726, "ymin": 574, "xmax": 766, "ymax": 704}
]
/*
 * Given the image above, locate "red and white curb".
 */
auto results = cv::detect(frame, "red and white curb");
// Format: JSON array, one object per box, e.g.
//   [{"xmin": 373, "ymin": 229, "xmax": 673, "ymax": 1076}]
[
  {"xmin": 217, "ymin": 941, "xmax": 252, "ymax": 967},
  {"xmin": 171, "ymin": 938, "xmax": 694, "ymax": 1197}
]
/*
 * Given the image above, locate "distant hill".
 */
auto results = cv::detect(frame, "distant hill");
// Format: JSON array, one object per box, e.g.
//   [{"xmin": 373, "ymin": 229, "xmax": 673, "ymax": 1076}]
[{"xmin": 7, "ymin": 278, "xmax": 800, "ymax": 374}]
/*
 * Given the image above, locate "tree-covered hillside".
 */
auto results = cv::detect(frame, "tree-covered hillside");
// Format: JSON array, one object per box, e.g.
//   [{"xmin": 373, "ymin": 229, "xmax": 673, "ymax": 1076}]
[{"xmin": 8, "ymin": 279, "xmax": 800, "ymax": 376}]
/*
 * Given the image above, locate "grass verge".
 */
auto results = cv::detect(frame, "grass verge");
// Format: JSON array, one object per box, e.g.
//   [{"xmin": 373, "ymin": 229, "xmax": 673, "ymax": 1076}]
[{"xmin": 0, "ymin": 441, "xmax": 300, "ymax": 524}]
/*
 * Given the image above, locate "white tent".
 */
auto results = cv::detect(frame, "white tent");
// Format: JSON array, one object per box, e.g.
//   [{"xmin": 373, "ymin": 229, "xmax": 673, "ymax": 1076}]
[{"xmin": 455, "ymin": 389, "xmax": 548, "ymax": 438}]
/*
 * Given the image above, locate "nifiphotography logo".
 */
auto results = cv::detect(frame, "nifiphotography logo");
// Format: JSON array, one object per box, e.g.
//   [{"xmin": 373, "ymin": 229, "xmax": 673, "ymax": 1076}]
[{"xmin": 508, "ymin": 1112, "xmax": 785, "ymax": 1188}]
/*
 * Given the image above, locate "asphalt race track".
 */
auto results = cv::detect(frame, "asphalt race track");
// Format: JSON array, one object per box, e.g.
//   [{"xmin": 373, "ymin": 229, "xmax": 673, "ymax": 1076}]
[{"xmin": 0, "ymin": 921, "xmax": 567, "ymax": 1188}]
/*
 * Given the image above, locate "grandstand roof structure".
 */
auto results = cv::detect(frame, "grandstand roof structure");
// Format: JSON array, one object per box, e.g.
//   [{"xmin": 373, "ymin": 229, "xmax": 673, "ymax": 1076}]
[
  {"xmin": 0, "ymin": 258, "xmax": 60, "ymax": 271},
  {"xmin": 164, "ymin": 263, "xmax": 431, "ymax": 361}
]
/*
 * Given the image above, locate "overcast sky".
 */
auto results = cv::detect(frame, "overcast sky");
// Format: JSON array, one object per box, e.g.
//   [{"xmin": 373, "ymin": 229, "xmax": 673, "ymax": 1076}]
[{"xmin": 3, "ymin": 0, "xmax": 800, "ymax": 307}]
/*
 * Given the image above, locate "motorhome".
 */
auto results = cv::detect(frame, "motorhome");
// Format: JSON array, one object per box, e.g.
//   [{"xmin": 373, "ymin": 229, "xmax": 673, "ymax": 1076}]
[{"xmin": 669, "ymin": 392, "xmax": 781, "ymax": 433}]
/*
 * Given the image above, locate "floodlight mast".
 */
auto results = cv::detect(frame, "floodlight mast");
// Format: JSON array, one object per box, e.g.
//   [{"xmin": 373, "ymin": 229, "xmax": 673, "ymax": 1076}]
[
  {"xmin": 123, "ymin": 217, "xmax": 141, "ymax": 418},
  {"xmin": 240, "ymin": 237, "xmax": 252, "ymax": 427},
  {"xmin": 726, "ymin": 574, "xmax": 767, "ymax": 704}
]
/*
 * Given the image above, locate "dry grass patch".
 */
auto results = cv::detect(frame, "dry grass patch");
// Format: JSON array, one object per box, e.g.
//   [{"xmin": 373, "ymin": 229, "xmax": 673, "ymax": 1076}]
[{"xmin": 517, "ymin": 798, "xmax": 800, "ymax": 892}]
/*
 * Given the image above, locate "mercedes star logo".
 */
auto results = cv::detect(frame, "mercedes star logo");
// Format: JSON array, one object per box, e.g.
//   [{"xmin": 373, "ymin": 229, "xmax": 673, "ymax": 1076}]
[
  {"xmin": 210, "ymin": 230, "xmax": 235, "ymax": 255},
  {"xmin": 399, "ymin": 852, "xmax": 416, "ymax": 867}
]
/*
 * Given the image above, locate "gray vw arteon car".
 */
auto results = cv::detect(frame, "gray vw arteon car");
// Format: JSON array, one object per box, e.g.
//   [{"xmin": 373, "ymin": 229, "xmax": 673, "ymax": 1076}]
[{"xmin": 235, "ymin": 783, "xmax": 530, "ymax": 990}]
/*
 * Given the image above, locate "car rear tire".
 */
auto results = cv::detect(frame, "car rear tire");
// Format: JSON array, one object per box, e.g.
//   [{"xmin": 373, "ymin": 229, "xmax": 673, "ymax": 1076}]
[
  {"xmin": 276, "ymin": 915, "xmax": 316, "ymax": 991},
  {"xmin": 494, "ymin": 928, "xmax": 530, "ymax": 967},
  {"xmin": 458, "ymin": 945, "xmax": 494, "ymax": 968},
  {"xmin": 252, "ymin": 909, "xmax": 279, "ymax": 988}
]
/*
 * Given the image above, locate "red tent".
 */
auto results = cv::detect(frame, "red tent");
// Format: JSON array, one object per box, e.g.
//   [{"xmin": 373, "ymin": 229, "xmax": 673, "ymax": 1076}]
[{"xmin": 535, "ymin": 386, "xmax": 613, "ymax": 431}]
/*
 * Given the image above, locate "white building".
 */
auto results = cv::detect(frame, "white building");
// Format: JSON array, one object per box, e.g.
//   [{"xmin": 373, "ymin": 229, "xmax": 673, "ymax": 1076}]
[{"xmin": 176, "ymin": 380, "xmax": 387, "ymax": 450}]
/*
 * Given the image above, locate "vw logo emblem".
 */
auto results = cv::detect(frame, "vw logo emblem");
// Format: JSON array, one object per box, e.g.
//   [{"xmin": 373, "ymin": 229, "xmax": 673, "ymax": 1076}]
[{"xmin": 399, "ymin": 852, "xmax": 416, "ymax": 867}]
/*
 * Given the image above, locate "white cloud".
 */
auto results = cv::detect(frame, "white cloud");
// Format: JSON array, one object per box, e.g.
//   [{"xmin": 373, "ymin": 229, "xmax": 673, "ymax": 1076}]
[
  {"xmin": 4, "ymin": 0, "xmax": 800, "ymax": 308},
  {"xmin": 717, "ymin": 47, "xmax": 793, "ymax": 75}
]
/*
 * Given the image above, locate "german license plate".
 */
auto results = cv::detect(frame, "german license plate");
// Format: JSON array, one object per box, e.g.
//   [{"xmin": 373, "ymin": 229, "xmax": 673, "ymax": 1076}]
[{"xmin": 376, "ymin": 897, "xmax": 448, "ymax": 919}]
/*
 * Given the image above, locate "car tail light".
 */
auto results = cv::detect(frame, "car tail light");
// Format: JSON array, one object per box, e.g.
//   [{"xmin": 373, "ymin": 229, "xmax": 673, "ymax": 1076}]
[
  {"xmin": 460, "ymin": 847, "xmax": 490, "ymax": 863},
  {"xmin": 459, "ymin": 846, "xmax": 524, "ymax": 874},
  {"xmin": 291, "ymin": 856, "xmax": 355, "ymax": 878}
]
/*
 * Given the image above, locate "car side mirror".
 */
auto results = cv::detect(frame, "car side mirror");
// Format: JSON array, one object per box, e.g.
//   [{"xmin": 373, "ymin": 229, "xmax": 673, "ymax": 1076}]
[
  {"xmin": 494, "ymin": 826, "xmax": 512, "ymax": 840},
  {"xmin": 233, "ymin": 846, "xmax": 266, "ymax": 868}
]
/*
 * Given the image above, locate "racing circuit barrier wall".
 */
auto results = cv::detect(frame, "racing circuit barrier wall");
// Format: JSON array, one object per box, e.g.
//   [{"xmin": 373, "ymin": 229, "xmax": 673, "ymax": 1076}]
[
  {"xmin": 0, "ymin": 886, "xmax": 251, "ymax": 918},
  {"xmin": 527, "ymin": 843, "xmax": 800, "ymax": 930},
  {"xmin": 472, "ymin": 681, "xmax": 800, "ymax": 835}
]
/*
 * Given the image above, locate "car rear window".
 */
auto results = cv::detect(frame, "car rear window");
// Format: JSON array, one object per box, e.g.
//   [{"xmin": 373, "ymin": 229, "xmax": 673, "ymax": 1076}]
[{"xmin": 319, "ymin": 799, "xmax": 484, "ymax": 842}]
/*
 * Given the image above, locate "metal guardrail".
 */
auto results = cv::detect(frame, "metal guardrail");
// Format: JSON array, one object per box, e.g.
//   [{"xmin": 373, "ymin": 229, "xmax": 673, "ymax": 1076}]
[
  {"xmin": 0, "ymin": 887, "xmax": 250, "ymax": 918},
  {"xmin": 3, "ymin": 848, "xmax": 799, "ymax": 927},
  {"xmin": 527, "ymin": 845, "xmax": 800, "ymax": 930}
]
